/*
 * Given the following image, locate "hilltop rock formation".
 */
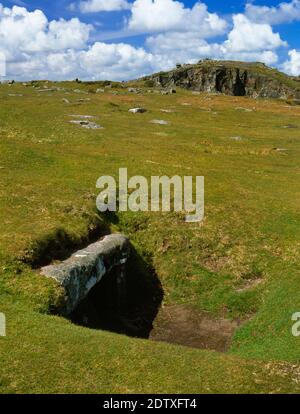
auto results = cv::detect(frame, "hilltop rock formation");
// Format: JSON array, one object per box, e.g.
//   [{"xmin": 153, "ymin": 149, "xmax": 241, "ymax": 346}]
[{"xmin": 143, "ymin": 60, "xmax": 300, "ymax": 99}]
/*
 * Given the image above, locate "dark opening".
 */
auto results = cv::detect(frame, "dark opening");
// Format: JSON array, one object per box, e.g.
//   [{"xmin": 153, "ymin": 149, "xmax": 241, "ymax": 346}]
[
  {"xmin": 216, "ymin": 69, "xmax": 247, "ymax": 96},
  {"xmin": 216, "ymin": 69, "xmax": 228, "ymax": 93},
  {"xmin": 70, "ymin": 249, "xmax": 164, "ymax": 339},
  {"xmin": 233, "ymin": 70, "xmax": 246, "ymax": 96}
]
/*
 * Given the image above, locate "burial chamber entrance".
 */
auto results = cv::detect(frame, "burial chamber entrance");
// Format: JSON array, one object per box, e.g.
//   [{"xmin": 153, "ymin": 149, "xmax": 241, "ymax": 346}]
[
  {"xmin": 41, "ymin": 234, "xmax": 163, "ymax": 338},
  {"xmin": 69, "ymin": 255, "xmax": 164, "ymax": 338},
  {"xmin": 40, "ymin": 234, "xmax": 239, "ymax": 350}
]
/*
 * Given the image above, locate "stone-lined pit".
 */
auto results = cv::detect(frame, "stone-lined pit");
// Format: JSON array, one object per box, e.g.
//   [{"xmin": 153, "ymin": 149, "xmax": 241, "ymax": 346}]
[
  {"xmin": 41, "ymin": 234, "xmax": 163, "ymax": 338},
  {"xmin": 40, "ymin": 234, "xmax": 239, "ymax": 351}
]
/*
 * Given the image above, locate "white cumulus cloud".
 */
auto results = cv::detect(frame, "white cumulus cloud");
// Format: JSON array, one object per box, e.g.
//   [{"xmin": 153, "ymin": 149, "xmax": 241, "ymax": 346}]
[
  {"xmin": 128, "ymin": 0, "xmax": 227, "ymax": 37},
  {"xmin": 224, "ymin": 14, "xmax": 287, "ymax": 53},
  {"xmin": 0, "ymin": 2, "xmax": 295, "ymax": 81},
  {"xmin": 0, "ymin": 4, "xmax": 91, "ymax": 59},
  {"xmin": 245, "ymin": 0, "xmax": 300, "ymax": 25},
  {"xmin": 147, "ymin": 31, "xmax": 279, "ymax": 67},
  {"xmin": 282, "ymin": 49, "xmax": 300, "ymax": 75},
  {"xmin": 78, "ymin": 0, "xmax": 131, "ymax": 13}
]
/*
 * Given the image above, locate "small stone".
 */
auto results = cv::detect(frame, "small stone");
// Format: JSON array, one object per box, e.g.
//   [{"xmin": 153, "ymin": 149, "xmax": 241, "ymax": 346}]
[
  {"xmin": 37, "ymin": 88, "xmax": 55, "ymax": 92},
  {"xmin": 69, "ymin": 120, "xmax": 103, "ymax": 130},
  {"xmin": 160, "ymin": 109, "xmax": 174, "ymax": 113},
  {"xmin": 150, "ymin": 119, "xmax": 169, "ymax": 125},
  {"xmin": 69, "ymin": 114, "xmax": 96, "ymax": 119},
  {"xmin": 282, "ymin": 124, "xmax": 298, "ymax": 129},
  {"xmin": 273, "ymin": 147, "xmax": 288, "ymax": 152},
  {"xmin": 128, "ymin": 88, "xmax": 138, "ymax": 93},
  {"xmin": 235, "ymin": 107, "xmax": 253, "ymax": 112},
  {"xmin": 129, "ymin": 108, "xmax": 147, "ymax": 114},
  {"xmin": 73, "ymin": 89, "xmax": 88, "ymax": 94}
]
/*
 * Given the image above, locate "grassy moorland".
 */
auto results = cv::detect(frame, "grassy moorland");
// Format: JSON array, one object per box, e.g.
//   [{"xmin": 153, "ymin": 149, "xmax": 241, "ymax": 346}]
[{"xmin": 0, "ymin": 80, "xmax": 300, "ymax": 393}]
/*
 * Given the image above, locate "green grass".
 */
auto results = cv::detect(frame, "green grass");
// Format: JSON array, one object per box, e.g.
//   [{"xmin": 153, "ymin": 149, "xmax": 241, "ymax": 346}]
[{"xmin": 1, "ymin": 81, "xmax": 300, "ymax": 393}]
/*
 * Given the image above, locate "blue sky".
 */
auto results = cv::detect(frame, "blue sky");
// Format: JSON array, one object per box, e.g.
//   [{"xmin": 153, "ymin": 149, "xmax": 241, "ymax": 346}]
[{"xmin": 0, "ymin": 0, "xmax": 300, "ymax": 80}]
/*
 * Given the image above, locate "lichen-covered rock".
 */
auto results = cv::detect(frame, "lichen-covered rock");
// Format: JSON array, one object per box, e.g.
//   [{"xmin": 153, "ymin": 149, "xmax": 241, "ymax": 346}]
[
  {"xmin": 40, "ymin": 234, "xmax": 130, "ymax": 315},
  {"xmin": 142, "ymin": 60, "xmax": 300, "ymax": 99}
]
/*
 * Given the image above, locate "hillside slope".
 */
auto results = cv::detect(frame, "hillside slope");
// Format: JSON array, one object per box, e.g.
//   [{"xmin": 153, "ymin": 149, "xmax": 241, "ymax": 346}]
[
  {"xmin": 143, "ymin": 60, "xmax": 300, "ymax": 99},
  {"xmin": 1, "ymin": 80, "xmax": 300, "ymax": 393}
]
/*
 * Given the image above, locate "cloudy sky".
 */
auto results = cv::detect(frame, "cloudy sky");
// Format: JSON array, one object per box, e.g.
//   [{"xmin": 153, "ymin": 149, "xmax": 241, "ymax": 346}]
[{"xmin": 0, "ymin": 0, "xmax": 300, "ymax": 80}]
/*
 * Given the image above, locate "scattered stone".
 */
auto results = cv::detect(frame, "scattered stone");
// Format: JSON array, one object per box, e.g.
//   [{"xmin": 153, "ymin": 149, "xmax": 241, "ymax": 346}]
[
  {"xmin": 69, "ymin": 114, "xmax": 96, "ymax": 119},
  {"xmin": 96, "ymin": 88, "xmax": 105, "ymax": 93},
  {"xmin": 235, "ymin": 107, "xmax": 253, "ymax": 112},
  {"xmin": 160, "ymin": 109, "xmax": 175, "ymax": 113},
  {"xmin": 150, "ymin": 119, "xmax": 169, "ymax": 125},
  {"xmin": 37, "ymin": 88, "xmax": 55, "ymax": 92},
  {"xmin": 146, "ymin": 160, "xmax": 160, "ymax": 165},
  {"xmin": 230, "ymin": 136, "xmax": 243, "ymax": 141},
  {"xmin": 129, "ymin": 108, "xmax": 147, "ymax": 114},
  {"xmin": 8, "ymin": 93, "xmax": 23, "ymax": 97},
  {"xmin": 192, "ymin": 91, "xmax": 201, "ymax": 95},
  {"xmin": 273, "ymin": 147, "xmax": 288, "ymax": 152},
  {"xmin": 62, "ymin": 98, "xmax": 70, "ymax": 104},
  {"xmin": 128, "ymin": 87, "xmax": 138, "ymax": 93},
  {"xmin": 282, "ymin": 124, "xmax": 298, "ymax": 129},
  {"xmin": 73, "ymin": 89, "xmax": 88, "ymax": 94},
  {"xmin": 181, "ymin": 102, "xmax": 191, "ymax": 106},
  {"xmin": 69, "ymin": 120, "xmax": 103, "ymax": 130}
]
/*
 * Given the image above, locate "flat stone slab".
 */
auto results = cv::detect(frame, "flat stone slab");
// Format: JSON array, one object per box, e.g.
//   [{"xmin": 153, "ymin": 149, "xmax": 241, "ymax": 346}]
[
  {"xmin": 69, "ymin": 120, "xmax": 103, "ymax": 129},
  {"xmin": 129, "ymin": 108, "xmax": 147, "ymax": 113},
  {"xmin": 69, "ymin": 115, "xmax": 96, "ymax": 119},
  {"xmin": 150, "ymin": 119, "xmax": 169, "ymax": 125},
  {"xmin": 41, "ymin": 234, "xmax": 130, "ymax": 315}
]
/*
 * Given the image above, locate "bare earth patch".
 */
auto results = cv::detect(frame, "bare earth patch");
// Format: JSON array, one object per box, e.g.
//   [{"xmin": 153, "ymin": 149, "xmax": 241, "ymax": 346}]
[{"xmin": 150, "ymin": 305, "xmax": 240, "ymax": 352}]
